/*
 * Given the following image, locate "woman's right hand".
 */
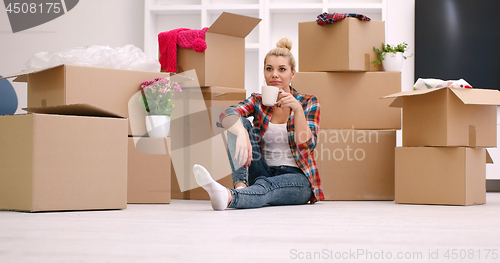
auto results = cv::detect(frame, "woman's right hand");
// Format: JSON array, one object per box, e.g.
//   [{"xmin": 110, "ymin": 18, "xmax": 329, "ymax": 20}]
[{"xmin": 235, "ymin": 129, "xmax": 253, "ymax": 168}]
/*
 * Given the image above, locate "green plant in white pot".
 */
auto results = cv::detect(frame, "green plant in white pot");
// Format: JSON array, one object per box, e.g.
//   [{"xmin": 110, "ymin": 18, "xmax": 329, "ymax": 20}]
[
  {"xmin": 139, "ymin": 78, "xmax": 181, "ymax": 138},
  {"xmin": 372, "ymin": 42, "xmax": 413, "ymax": 71}
]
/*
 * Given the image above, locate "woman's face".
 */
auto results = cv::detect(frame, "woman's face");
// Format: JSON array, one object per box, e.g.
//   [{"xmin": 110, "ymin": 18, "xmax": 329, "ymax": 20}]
[{"xmin": 264, "ymin": 55, "xmax": 295, "ymax": 92}]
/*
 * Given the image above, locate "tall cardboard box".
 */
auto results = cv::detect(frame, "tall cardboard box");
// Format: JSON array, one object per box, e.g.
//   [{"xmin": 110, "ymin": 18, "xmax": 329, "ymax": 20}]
[
  {"xmin": 395, "ymin": 147, "xmax": 492, "ymax": 206},
  {"xmin": 384, "ymin": 87, "xmax": 500, "ymax": 147},
  {"xmin": 128, "ymin": 137, "xmax": 171, "ymax": 204},
  {"xmin": 172, "ymin": 12, "xmax": 261, "ymax": 89},
  {"xmin": 0, "ymin": 105, "xmax": 128, "ymax": 212},
  {"xmin": 169, "ymin": 86, "xmax": 246, "ymax": 200},
  {"xmin": 316, "ymin": 129, "xmax": 396, "ymax": 200},
  {"xmin": 0, "ymin": 64, "xmax": 171, "ymax": 136},
  {"xmin": 293, "ymin": 72, "xmax": 401, "ymax": 129},
  {"xmin": 299, "ymin": 18, "xmax": 385, "ymax": 72}
]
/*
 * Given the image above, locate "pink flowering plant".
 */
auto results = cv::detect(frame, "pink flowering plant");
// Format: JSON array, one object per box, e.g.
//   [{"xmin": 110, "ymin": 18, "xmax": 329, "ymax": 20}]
[{"xmin": 139, "ymin": 77, "xmax": 182, "ymax": 116}]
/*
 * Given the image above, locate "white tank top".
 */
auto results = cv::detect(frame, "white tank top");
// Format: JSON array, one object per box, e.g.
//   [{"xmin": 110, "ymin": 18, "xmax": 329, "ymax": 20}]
[{"xmin": 262, "ymin": 122, "xmax": 298, "ymax": 167}]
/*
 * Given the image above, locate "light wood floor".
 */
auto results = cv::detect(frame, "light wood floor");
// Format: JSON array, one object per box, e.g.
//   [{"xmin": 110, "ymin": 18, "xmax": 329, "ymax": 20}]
[{"xmin": 1, "ymin": 194, "xmax": 500, "ymax": 263}]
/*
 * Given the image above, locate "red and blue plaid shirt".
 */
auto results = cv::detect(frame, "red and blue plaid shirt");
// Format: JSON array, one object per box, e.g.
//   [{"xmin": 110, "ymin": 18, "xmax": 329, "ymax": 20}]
[{"xmin": 218, "ymin": 86, "xmax": 324, "ymax": 203}]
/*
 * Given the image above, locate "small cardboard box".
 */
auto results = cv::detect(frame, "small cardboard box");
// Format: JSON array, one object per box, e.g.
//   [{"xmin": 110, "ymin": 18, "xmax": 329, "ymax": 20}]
[
  {"xmin": 173, "ymin": 12, "xmax": 261, "ymax": 88},
  {"xmin": 128, "ymin": 137, "xmax": 171, "ymax": 204},
  {"xmin": 0, "ymin": 64, "xmax": 172, "ymax": 136},
  {"xmin": 298, "ymin": 18, "xmax": 385, "ymax": 72},
  {"xmin": 384, "ymin": 87, "xmax": 500, "ymax": 147},
  {"xmin": 316, "ymin": 129, "xmax": 396, "ymax": 200},
  {"xmin": 169, "ymin": 86, "xmax": 246, "ymax": 200},
  {"xmin": 395, "ymin": 147, "xmax": 493, "ymax": 206},
  {"xmin": 0, "ymin": 104, "xmax": 128, "ymax": 212},
  {"xmin": 293, "ymin": 72, "xmax": 401, "ymax": 129}
]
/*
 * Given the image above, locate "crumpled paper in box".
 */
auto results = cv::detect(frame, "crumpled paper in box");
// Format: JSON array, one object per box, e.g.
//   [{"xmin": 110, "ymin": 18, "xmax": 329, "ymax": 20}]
[{"xmin": 413, "ymin": 78, "xmax": 473, "ymax": 90}]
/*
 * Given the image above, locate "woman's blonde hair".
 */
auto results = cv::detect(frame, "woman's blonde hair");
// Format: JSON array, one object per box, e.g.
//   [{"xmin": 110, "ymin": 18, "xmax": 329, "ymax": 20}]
[{"xmin": 264, "ymin": 38, "xmax": 296, "ymax": 71}]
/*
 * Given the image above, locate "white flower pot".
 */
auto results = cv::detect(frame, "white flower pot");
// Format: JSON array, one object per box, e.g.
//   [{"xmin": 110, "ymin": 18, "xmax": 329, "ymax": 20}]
[
  {"xmin": 145, "ymin": 115, "xmax": 171, "ymax": 138},
  {"xmin": 382, "ymin": 52, "xmax": 404, "ymax": 72}
]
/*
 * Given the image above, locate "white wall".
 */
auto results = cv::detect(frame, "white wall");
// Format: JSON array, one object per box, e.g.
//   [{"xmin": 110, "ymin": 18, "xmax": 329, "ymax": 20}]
[{"xmin": 0, "ymin": 0, "xmax": 145, "ymax": 114}]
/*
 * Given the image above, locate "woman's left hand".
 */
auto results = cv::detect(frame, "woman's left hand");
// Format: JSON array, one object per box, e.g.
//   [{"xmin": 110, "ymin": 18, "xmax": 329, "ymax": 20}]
[{"xmin": 276, "ymin": 91, "xmax": 302, "ymax": 112}]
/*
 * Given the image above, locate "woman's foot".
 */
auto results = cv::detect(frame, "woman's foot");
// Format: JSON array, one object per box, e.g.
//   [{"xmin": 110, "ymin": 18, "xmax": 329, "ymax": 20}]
[{"xmin": 193, "ymin": 164, "xmax": 230, "ymax": 211}]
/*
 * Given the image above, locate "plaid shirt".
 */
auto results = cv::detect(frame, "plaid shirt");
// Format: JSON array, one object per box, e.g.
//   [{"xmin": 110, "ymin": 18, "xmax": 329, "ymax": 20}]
[
  {"xmin": 316, "ymin": 12, "xmax": 371, "ymax": 26},
  {"xmin": 217, "ymin": 86, "xmax": 324, "ymax": 203}
]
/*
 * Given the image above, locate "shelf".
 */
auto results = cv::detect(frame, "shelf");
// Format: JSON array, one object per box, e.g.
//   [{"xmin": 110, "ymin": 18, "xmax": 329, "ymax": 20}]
[
  {"xmin": 245, "ymin": 43, "xmax": 260, "ymax": 51},
  {"xmin": 327, "ymin": 3, "xmax": 383, "ymax": 12},
  {"xmin": 268, "ymin": 4, "xmax": 324, "ymax": 13},
  {"xmin": 150, "ymin": 5, "xmax": 202, "ymax": 15},
  {"xmin": 145, "ymin": 0, "xmax": 386, "ymax": 92},
  {"xmin": 206, "ymin": 4, "xmax": 260, "ymax": 13}
]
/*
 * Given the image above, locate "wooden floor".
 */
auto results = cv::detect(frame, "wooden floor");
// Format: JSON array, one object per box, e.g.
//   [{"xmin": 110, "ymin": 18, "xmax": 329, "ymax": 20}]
[{"xmin": 1, "ymin": 194, "xmax": 500, "ymax": 263}]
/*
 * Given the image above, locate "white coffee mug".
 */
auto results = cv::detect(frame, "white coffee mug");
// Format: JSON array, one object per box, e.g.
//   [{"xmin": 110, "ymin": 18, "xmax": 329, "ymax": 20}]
[{"xmin": 262, "ymin": 85, "xmax": 280, "ymax": 106}]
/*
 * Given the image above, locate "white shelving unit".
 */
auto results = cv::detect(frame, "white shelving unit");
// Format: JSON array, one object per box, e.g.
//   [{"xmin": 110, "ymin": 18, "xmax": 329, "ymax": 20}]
[{"xmin": 144, "ymin": 0, "xmax": 387, "ymax": 95}]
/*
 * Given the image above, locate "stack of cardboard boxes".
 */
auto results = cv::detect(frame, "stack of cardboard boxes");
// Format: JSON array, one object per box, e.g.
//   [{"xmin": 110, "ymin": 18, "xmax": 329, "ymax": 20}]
[
  {"xmin": 383, "ymin": 87, "xmax": 500, "ymax": 205},
  {"xmin": 165, "ymin": 12, "xmax": 261, "ymax": 200},
  {"xmin": 293, "ymin": 18, "xmax": 402, "ymax": 200},
  {"xmin": 0, "ymin": 65, "xmax": 171, "ymax": 211}
]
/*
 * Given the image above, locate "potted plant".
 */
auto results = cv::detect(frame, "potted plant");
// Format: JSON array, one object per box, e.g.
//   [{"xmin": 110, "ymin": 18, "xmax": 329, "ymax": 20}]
[
  {"xmin": 372, "ymin": 42, "xmax": 413, "ymax": 71},
  {"xmin": 139, "ymin": 77, "xmax": 181, "ymax": 137}
]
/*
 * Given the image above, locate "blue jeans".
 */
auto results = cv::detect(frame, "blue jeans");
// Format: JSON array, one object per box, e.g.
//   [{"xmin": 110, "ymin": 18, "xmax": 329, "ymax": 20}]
[{"xmin": 226, "ymin": 117, "xmax": 313, "ymax": 209}]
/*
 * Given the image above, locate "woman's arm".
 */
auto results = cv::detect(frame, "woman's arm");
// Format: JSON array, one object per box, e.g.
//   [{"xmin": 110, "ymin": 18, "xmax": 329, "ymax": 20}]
[
  {"xmin": 276, "ymin": 92, "xmax": 315, "ymax": 145},
  {"xmin": 218, "ymin": 95, "xmax": 258, "ymax": 168}
]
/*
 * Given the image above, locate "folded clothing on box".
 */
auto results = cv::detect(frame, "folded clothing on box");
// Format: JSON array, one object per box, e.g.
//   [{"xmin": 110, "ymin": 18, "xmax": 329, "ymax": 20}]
[
  {"xmin": 316, "ymin": 12, "xmax": 371, "ymax": 26},
  {"xmin": 158, "ymin": 27, "xmax": 208, "ymax": 73}
]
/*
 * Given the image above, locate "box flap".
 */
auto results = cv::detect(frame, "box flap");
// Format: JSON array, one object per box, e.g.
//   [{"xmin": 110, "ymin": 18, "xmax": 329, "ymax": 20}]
[
  {"xmin": 382, "ymin": 87, "xmax": 446, "ymax": 99},
  {"xmin": 388, "ymin": 97, "xmax": 403, "ymax": 108},
  {"xmin": 23, "ymin": 104, "xmax": 124, "ymax": 118},
  {"xmin": 486, "ymin": 149, "xmax": 494, "ymax": 164},
  {"xmin": 0, "ymin": 65, "xmax": 64, "ymax": 82},
  {"xmin": 383, "ymin": 87, "xmax": 500, "ymax": 106},
  {"xmin": 449, "ymin": 88, "xmax": 500, "ymax": 105},
  {"xmin": 207, "ymin": 12, "xmax": 261, "ymax": 38}
]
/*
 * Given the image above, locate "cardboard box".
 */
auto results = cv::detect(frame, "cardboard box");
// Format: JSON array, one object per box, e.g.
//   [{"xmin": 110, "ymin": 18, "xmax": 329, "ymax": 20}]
[
  {"xmin": 0, "ymin": 104, "xmax": 128, "ymax": 212},
  {"xmin": 316, "ymin": 129, "xmax": 396, "ymax": 200},
  {"xmin": 395, "ymin": 147, "xmax": 493, "ymax": 206},
  {"xmin": 384, "ymin": 87, "xmax": 500, "ymax": 147},
  {"xmin": 298, "ymin": 18, "xmax": 385, "ymax": 72},
  {"xmin": 169, "ymin": 86, "xmax": 246, "ymax": 200},
  {"xmin": 128, "ymin": 137, "xmax": 171, "ymax": 204},
  {"xmin": 172, "ymin": 12, "xmax": 261, "ymax": 88},
  {"xmin": 1, "ymin": 64, "xmax": 172, "ymax": 136},
  {"xmin": 293, "ymin": 72, "xmax": 401, "ymax": 129}
]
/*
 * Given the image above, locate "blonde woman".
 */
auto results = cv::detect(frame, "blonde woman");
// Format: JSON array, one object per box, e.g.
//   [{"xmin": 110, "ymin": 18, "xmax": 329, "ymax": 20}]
[{"xmin": 193, "ymin": 38, "xmax": 323, "ymax": 210}]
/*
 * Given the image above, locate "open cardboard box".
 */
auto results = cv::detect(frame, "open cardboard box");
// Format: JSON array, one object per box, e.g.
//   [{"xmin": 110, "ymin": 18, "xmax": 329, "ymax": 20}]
[
  {"xmin": 383, "ymin": 87, "xmax": 500, "ymax": 147},
  {"xmin": 128, "ymin": 137, "xmax": 171, "ymax": 204},
  {"xmin": 298, "ymin": 18, "xmax": 385, "ymax": 72},
  {"xmin": 172, "ymin": 12, "xmax": 261, "ymax": 88},
  {"xmin": 0, "ymin": 64, "xmax": 173, "ymax": 136},
  {"xmin": 395, "ymin": 147, "xmax": 493, "ymax": 206},
  {"xmin": 293, "ymin": 72, "xmax": 401, "ymax": 129},
  {"xmin": 316, "ymin": 129, "xmax": 396, "ymax": 200},
  {"xmin": 0, "ymin": 104, "xmax": 128, "ymax": 212}
]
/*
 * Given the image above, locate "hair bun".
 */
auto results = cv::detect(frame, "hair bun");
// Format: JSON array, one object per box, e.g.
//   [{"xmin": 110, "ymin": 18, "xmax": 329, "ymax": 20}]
[{"xmin": 276, "ymin": 38, "xmax": 292, "ymax": 51}]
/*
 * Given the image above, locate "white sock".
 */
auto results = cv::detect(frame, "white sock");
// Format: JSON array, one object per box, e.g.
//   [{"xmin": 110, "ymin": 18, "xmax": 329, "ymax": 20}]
[{"xmin": 193, "ymin": 164, "xmax": 229, "ymax": 211}]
